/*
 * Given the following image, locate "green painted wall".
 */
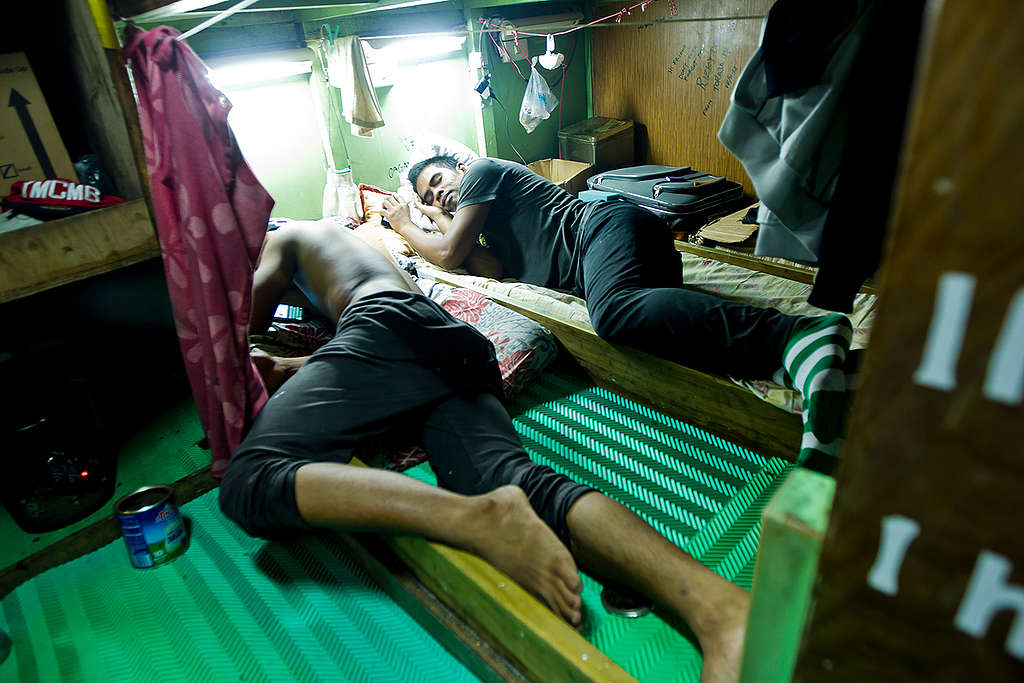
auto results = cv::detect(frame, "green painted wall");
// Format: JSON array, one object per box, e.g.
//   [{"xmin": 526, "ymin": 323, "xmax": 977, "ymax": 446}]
[
  {"xmin": 336, "ymin": 50, "xmax": 484, "ymax": 191},
  {"xmin": 158, "ymin": 1, "xmax": 594, "ymax": 218},
  {"xmin": 222, "ymin": 78, "xmax": 326, "ymax": 220}
]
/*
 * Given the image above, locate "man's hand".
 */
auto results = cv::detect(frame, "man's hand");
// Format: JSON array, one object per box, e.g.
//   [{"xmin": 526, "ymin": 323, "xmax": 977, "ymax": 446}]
[
  {"xmin": 414, "ymin": 196, "xmax": 446, "ymax": 223},
  {"xmin": 382, "ymin": 195, "xmax": 413, "ymax": 230}
]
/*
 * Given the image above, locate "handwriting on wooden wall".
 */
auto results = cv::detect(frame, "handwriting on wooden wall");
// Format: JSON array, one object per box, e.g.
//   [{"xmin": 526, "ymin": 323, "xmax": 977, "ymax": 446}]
[{"xmin": 664, "ymin": 19, "xmax": 741, "ymax": 117}]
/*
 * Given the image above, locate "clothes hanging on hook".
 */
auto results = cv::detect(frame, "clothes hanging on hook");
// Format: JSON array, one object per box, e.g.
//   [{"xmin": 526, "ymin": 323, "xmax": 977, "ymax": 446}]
[{"xmin": 324, "ymin": 35, "xmax": 384, "ymax": 137}]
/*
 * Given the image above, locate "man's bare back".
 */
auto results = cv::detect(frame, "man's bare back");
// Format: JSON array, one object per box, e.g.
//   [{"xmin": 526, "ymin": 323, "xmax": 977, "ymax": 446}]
[
  {"xmin": 249, "ymin": 221, "xmax": 420, "ymax": 393},
  {"xmin": 251, "ymin": 221, "xmax": 418, "ymax": 333}
]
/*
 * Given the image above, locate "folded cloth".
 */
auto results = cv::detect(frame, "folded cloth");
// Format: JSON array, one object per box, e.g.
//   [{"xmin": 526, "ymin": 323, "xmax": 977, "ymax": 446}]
[
  {"xmin": 326, "ymin": 35, "xmax": 384, "ymax": 137},
  {"xmin": 2, "ymin": 179, "xmax": 123, "ymax": 220}
]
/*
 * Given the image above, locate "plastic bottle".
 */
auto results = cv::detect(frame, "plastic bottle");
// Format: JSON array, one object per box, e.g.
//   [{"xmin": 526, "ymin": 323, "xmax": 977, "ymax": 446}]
[
  {"xmin": 336, "ymin": 167, "xmax": 362, "ymax": 221},
  {"xmin": 322, "ymin": 169, "xmax": 340, "ymax": 218}
]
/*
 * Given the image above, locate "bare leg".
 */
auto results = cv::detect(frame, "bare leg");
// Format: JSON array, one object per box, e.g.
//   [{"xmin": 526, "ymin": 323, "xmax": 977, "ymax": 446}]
[
  {"xmin": 566, "ymin": 492, "xmax": 748, "ymax": 683},
  {"xmin": 295, "ymin": 462, "xmax": 584, "ymax": 625}
]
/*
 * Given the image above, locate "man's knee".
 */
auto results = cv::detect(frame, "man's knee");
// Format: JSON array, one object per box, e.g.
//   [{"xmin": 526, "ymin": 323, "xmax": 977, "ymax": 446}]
[
  {"xmin": 218, "ymin": 452, "xmax": 307, "ymax": 538},
  {"xmin": 588, "ymin": 296, "xmax": 633, "ymax": 343}
]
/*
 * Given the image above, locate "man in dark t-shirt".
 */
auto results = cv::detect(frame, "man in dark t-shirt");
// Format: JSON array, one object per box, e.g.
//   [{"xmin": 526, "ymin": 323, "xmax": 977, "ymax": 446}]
[{"xmin": 383, "ymin": 155, "xmax": 855, "ymax": 473}]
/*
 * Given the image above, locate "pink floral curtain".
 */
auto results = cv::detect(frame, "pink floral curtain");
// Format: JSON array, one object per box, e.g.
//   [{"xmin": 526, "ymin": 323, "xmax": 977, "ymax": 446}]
[{"xmin": 124, "ymin": 25, "xmax": 272, "ymax": 478}]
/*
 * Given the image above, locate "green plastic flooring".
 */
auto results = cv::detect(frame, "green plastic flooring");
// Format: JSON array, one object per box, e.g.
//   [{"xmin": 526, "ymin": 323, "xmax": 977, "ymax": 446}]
[
  {"xmin": 0, "ymin": 490, "xmax": 479, "ymax": 683},
  {"xmin": 0, "ymin": 369, "xmax": 792, "ymax": 683}
]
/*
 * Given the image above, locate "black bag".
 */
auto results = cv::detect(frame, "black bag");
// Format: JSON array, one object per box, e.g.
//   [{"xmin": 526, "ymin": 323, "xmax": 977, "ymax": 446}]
[{"xmin": 586, "ymin": 165, "xmax": 747, "ymax": 231}]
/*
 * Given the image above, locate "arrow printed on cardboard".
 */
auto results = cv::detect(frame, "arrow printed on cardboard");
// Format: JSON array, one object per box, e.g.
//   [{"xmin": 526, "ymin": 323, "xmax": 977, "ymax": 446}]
[{"xmin": 8, "ymin": 88, "xmax": 55, "ymax": 179}]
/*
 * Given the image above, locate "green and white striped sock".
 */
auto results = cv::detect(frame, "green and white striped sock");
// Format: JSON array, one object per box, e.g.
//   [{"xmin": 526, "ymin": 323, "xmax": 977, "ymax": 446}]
[{"xmin": 779, "ymin": 314, "xmax": 853, "ymax": 474}]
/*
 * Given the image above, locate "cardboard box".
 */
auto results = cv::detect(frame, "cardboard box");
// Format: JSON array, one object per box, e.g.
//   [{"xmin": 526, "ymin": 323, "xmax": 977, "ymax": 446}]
[
  {"xmin": 1, "ymin": 52, "xmax": 77, "ymax": 197},
  {"xmin": 527, "ymin": 158, "xmax": 594, "ymax": 198}
]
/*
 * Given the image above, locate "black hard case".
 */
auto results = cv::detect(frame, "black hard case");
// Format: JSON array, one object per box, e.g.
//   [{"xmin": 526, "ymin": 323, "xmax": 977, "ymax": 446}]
[{"xmin": 586, "ymin": 165, "xmax": 746, "ymax": 229}]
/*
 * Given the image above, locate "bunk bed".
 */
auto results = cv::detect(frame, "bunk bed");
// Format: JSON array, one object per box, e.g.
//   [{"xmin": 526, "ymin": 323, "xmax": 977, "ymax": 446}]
[
  {"xmin": 0, "ymin": 0, "xmax": 882, "ymax": 681},
  {"xmin": 350, "ymin": 207, "xmax": 876, "ymax": 463}
]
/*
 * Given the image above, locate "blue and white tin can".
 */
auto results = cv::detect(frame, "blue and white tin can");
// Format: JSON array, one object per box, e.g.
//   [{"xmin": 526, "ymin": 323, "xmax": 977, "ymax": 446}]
[{"xmin": 114, "ymin": 485, "xmax": 187, "ymax": 568}]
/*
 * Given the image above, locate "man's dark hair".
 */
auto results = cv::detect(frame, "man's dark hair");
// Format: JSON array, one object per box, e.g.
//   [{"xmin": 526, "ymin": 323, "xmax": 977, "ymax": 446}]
[{"xmin": 407, "ymin": 154, "xmax": 460, "ymax": 190}]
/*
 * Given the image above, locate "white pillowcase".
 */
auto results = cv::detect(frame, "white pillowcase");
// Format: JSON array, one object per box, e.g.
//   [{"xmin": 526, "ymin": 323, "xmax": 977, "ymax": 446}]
[{"xmin": 398, "ymin": 135, "xmax": 478, "ymax": 232}]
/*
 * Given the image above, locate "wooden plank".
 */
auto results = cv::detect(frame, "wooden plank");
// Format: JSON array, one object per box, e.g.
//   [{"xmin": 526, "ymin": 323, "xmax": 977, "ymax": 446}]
[
  {"xmin": 67, "ymin": 0, "xmax": 143, "ymax": 200},
  {"xmin": 591, "ymin": 0, "xmax": 771, "ymax": 183},
  {"xmin": 739, "ymin": 469, "xmax": 834, "ymax": 683},
  {"xmin": 675, "ymin": 241, "xmax": 878, "ymax": 295},
  {"xmin": 793, "ymin": 0, "xmax": 1024, "ymax": 680},
  {"xmin": 385, "ymin": 534, "xmax": 637, "ymax": 683},
  {"xmin": 429, "ymin": 273, "xmax": 802, "ymax": 463},
  {"xmin": 334, "ymin": 533, "xmax": 529, "ymax": 683},
  {"xmin": 0, "ymin": 199, "xmax": 159, "ymax": 303},
  {"xmin": 0, "ymin": 467, "xmax": 216, "ymax": 599},
  {"xmin": 111, "ymin": 0, "xmax": 228, "ymax": 21}
]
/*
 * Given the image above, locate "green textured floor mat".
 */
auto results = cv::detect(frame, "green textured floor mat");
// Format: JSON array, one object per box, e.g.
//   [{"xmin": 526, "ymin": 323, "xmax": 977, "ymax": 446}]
[
  {"xmin": 1, "ymin": 369, "xmax": 792, "ymax": 683},
  {"xmin": 405, "ymin": 371, "xmax": 794, "ymax": 682},
  {"xmin": 0, "ymin": 491, "xmax": 479, "ymax": 683}
]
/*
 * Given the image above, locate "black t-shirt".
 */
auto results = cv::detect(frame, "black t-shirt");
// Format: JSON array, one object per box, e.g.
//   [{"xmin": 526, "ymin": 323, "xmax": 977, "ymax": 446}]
[{"xmin": 457, "ymin": 158, "xmax": 587, "ymax": 292}]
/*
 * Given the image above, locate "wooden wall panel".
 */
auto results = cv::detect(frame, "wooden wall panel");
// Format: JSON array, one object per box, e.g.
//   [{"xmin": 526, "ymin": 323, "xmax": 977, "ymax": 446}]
[
  {"xmin": 590, "ymin": 0, "xmax": 771, "ymax": 190},
  {"xmin": 792, "ymin": 0, "xmax": 1024, "ymax": 679}
]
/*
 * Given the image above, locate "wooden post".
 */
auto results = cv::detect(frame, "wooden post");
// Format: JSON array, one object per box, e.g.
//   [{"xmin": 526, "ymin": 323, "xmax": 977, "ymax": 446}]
[
  {"xmin": 739, "ymin": 469, "xmax": 834, "ymax": 683},
  {"xmin": 793, "ymin": 0, "xmax": 1024, "ymax": 680}
]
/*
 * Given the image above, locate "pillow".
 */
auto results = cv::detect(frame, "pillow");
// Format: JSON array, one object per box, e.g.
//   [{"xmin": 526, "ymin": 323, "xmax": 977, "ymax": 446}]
[
  {"xmin": 358, "ymin": 183, "xmax": 393, "ymax": 226},
  {"xmin": 397, "ymin": 135, "xmax": 479, "ymax": 232}
]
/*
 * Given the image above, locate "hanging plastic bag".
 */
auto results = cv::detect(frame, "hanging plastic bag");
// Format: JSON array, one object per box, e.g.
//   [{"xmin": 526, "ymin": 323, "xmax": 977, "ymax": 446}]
[{"xmin": 519, "ymin": 61, "xmax": 558, "ymax": 134}]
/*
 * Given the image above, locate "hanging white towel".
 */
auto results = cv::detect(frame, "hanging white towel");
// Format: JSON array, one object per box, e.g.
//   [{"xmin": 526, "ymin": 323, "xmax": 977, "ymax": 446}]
[{"xmin": 325, "ymin": 35, "xmax": 384, "ymax": 137}]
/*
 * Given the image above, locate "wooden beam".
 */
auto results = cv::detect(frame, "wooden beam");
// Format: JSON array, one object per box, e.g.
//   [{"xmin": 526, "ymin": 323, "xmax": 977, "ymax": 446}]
[
  {"xmin": 429, "ymin": 273, "xmax": 802, "ymax": 463},
  {"xmin": 111, "ymin": 0, "xmax": 228, "ymax": 21},
  {"xmin": 385, "ymin": 534, "xmax": 638, "ymax": 683},
  {"xmin": 0, "ymin": 467, "xmax": 217, "ymax": 599},
  {"xmin": 334, "ymin": 533, "xmax": 530, "ymax": 683},
  {"xmin": 794, "ymin": 0, "xmax": 1024, "ymax": 679},
  {"xmin": 739, "ymin": 469, "xmax": 834, "ymax": 683},
  {"xmin": 0, "ymin": 200, "xmax": 160, "ymax": 304}
]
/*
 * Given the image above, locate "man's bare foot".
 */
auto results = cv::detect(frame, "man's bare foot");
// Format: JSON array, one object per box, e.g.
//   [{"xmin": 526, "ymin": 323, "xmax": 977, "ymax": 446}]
[
  {"xmin": 697, "ymin": 584, "xmax": 749, "ymax": 683},
  {"xmin": 251, "ymin": 348, "xmax": 308, "ymax": 395},
  {"xmin": 460, "ymin": 485, "xmax": 583, "ymax": 627}
]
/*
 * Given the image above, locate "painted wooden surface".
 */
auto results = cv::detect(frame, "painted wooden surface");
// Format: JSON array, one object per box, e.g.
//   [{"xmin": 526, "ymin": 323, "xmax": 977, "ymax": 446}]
[
  {"xmin": 0, "ymin": 199, "xmax": 159, "ymax": 303},
  {"xmin": 739, "ymin": 468, "xmax": 834, "ymax": 683},
  {"xmin": 793, "ymin": 1, "xmax": 1024, "ymax": 680},
  {"xmin": 590, "ymin": 0, "xmax": 771, "ymax": 188},
  {"xmin": 429, "ymin": 273, "xmax": 802, "ymax": 463},
  {"xmin": 67, "ymin": 0, "xmax": 143, "ymax": 201}
]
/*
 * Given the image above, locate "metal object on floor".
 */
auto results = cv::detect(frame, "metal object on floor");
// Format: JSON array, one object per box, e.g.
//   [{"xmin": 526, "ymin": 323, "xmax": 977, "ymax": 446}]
[{"xmin": 600, "ymin": 583, "xmax": 653, "ymax": 618}]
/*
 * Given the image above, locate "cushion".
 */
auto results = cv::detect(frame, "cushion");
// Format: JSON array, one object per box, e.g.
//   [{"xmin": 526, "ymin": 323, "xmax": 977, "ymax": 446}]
[{"xmin": 358, "ymin": 183, "xmax": 393, "ymax": 226}]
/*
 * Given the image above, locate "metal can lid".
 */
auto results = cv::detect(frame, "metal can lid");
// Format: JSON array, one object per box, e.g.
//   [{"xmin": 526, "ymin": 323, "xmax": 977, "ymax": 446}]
[
  {"xmin": 114, "ymin": 485, "xmax": 174, "ymax": 515},
  {"xmin": 600, "ymin": 584, "xmax": 653, "ymax": 618},
  {"xmin": 557, "ymin": 116, "xmax": 633, "ymax": 142}
]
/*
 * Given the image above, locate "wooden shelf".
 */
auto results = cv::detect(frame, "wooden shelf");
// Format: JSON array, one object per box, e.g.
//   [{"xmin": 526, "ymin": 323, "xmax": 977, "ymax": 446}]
[{"xmin": 0, "ymin": 199, "xmax": 159, "ymax": 303}]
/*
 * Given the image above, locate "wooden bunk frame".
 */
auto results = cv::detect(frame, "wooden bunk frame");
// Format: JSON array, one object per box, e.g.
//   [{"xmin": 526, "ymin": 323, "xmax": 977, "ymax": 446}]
[
  {"xmin": 424, "ymin": 268, "xmax": 804, "ymax": 464},
  {"xmin": 0, "ymin": 0, "xmax": 904, "ymax": 681}
]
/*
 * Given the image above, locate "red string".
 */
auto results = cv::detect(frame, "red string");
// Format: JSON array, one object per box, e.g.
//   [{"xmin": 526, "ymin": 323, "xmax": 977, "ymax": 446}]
[
  {"xmin": 479, "ymin": 0, "xmax": 662, "ymax": 38},
  {"xmin": 486, "ymin": 27, "xmax": 527, "ymax": 81}
]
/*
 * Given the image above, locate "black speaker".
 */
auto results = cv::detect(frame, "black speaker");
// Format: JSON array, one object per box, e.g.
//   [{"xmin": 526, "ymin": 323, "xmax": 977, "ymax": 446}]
[{"xmin": 0, "ymin": 343, "xmax": 116, "ymax": 533}]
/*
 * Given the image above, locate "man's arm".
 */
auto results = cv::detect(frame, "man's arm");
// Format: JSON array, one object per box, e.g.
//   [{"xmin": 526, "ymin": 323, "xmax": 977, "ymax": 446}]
[{"xmin": 384, "ymin": 197, "xmax": 500, "ymax": 277}]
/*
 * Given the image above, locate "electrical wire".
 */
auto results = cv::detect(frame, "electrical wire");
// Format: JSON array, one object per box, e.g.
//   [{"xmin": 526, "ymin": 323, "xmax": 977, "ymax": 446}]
[
  {"xmin": 477, "ymin": 0, "xmax": 660, "ymax": 39},
  {"xmin": 488, "ymin": 93, "xmax": 527, "ymax": 165}
]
